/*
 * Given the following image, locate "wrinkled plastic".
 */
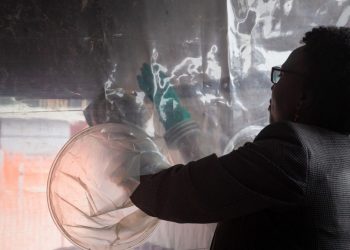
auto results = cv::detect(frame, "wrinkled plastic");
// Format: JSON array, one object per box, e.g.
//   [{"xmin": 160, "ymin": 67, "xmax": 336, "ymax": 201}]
[
  {"xmin": 45, "ymin": 0, "xmax": 350, "ymax": 249},
  {"xmin": 48, "ymin": 123, "xmax": 169, "ymax": 250},
  {"xmin": 224, "ymin": 125, "xmax": 264, "ymax": 154}
]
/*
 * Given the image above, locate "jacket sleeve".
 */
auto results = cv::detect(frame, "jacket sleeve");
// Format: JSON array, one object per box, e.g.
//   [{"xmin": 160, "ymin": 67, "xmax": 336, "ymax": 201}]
[{"xmin": 130, "ymin": 122, "xmax": 308, "ymax": 223}]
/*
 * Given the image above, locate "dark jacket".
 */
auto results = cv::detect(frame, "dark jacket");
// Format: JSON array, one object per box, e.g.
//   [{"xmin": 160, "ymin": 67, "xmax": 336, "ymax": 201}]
[{"xmin": 131, "ymin": 122, "xmax": 350, "ymax": 249}]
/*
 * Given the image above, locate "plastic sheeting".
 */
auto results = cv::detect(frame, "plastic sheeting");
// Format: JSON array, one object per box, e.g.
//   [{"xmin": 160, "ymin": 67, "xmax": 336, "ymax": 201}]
[
  {"xmin": 44, "ymin": 0, "xmax": 350, "ymax": 249},
  {"xmin": 48, "ymin": 122, "xmax": 217, "ymax": 250},
  {"xmin": 48, "ymin": 123, "xmax": 167, "ymax": 250},
  {"xmin": 76, "ymin": 0, "xmax": 350, "ymax": 160}
]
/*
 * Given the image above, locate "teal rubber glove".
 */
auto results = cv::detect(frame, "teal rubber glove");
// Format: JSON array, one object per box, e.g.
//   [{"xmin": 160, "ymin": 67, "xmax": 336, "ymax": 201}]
[{"xmin": 137, "ymin": 63, "xmax": 191, "ymax": 130}]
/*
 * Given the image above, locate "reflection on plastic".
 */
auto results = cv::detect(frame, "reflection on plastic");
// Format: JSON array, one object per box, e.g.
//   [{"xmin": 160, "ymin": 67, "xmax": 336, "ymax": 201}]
[
  {"xmin": 48, "ymin": 123, "xmax": 169, "ymax": 250},
  {"xmin": 224, "ymin": 125, "xmax": 263, "ymax": 154}
]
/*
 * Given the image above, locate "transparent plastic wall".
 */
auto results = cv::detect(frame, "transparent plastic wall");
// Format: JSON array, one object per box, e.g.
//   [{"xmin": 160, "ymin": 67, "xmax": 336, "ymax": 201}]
[
  {"xmin": 0, "ymin": 0, "xmax": 349, "ymax": 249},
  {"xmin": 81, "ymin": 0, "xmax": 350, "ymax": 159}
]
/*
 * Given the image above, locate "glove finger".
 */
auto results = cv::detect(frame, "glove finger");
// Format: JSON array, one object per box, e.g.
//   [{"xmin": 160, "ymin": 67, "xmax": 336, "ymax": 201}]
[
  {"xmin": 137, "ymin": 74, "xmax": 154, "ymax": 101},
  {"xmin": 152, "ymin": 64, "xmax": 159, "ymax": 72},
  {"xmin": 137, "ymin": 75, "xmax": 148, "ymax": 91},
  {"xmin": 142, "ymin": 63, "xmax": 152, "ymax": 76},
  {"xmin": 159, "ymin": 71, "xmax": 169, "ymax": 87}
]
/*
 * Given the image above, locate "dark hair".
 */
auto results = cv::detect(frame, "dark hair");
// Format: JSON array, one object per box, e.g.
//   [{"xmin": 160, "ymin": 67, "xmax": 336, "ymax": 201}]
[{"xmin": 301, "ymin": 26, "xmax": 350, "ymax": 134}]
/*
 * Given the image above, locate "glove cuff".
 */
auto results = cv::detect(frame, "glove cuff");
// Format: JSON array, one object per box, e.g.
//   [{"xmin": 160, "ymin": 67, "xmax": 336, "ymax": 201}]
[{"xmin": 164, "ymin": 120, "xmax": 200, "ymax": 148}]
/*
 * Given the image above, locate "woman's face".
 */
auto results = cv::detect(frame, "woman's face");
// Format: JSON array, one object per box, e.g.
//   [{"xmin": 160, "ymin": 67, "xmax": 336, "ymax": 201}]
[{"xmin": 269, "ymin": 46, "xmax": 309, "ymax": 123}]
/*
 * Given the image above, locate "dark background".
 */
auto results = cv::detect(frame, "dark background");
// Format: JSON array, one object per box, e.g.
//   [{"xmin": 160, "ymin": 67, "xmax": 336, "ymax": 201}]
[{"xmin": 0, "ymin": 0, "xmax": 228, "ymax": 99}]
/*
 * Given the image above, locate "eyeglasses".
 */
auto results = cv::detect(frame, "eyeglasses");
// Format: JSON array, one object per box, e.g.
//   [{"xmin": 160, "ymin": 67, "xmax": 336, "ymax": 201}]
[{"xmin": 271, "ymin": 66, "xmax": 307, "ymax": 84}]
